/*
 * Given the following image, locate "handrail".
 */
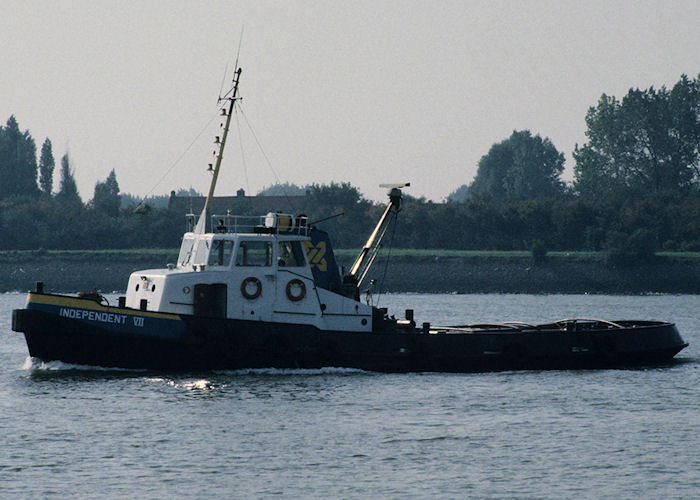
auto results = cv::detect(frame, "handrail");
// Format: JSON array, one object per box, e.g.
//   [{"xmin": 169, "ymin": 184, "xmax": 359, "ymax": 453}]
[
  {"xmin": 437, "ymin": 323, "xmax": 522, "ymax": 331},
  {"xmin": 553, "ymin": 318, "xmax": 624, "ymax": 329},
  {"xmin": 186, "ymin": 213, "xmax": 311, "ymax": 236},
  {"xmin": 503, "ymin": 321, "xmax": 539, "ymax": 329}
]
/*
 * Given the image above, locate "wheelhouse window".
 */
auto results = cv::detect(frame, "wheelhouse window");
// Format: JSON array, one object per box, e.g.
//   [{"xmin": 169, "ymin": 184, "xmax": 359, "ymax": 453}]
[
  {"xmin": 235, "ymin": 240, "xmax": 272, "ymax": 266},
  {"xmin": 278, "ymin": 240, "xmax": 305, "ymax": 267},
  {"xmin": 208, "ymin": 239, "xmax": 235, "ymax": 267},
  {"xmin": 192, "ymin": 238, "xmax": 210, "ymax": 266},
  {"xmin": 178, "ymin": 236, "xmax": 195, "ymax": 266}
]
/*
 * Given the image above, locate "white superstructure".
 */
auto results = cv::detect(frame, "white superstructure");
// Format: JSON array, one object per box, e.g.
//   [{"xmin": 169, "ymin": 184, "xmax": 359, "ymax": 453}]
[{"xmin": 125, "ymin": 213, "xmax": 373, "ymax": 332}]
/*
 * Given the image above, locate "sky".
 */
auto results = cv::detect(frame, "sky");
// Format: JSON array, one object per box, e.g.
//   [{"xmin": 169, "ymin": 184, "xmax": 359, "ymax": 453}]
[{"xmin": 2, "ymin": 1, "xmax": 699, "ymax": 203}]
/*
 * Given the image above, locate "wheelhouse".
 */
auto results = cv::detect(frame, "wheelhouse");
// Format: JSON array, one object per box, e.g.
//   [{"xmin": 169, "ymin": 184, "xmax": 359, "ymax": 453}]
[
  {"xmin": 124, "ymin": 212, "xmax": 373, "ymax": 332},
  {"xmin": 177, "ymin": 213, "xmax": 311, "ymax": 272}
]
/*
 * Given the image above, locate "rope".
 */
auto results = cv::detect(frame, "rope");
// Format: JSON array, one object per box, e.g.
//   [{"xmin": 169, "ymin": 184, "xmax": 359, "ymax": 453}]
[
  {"xmin": 133, "ymin": 109, "xmax": 221, "ymax": 212},
  {"xmin": 234, "ymin": 105, "xmax": 250, "ymax": 193},
  {"xmin": 238, "ymin": 104, "xmax": 298, "ymax": 212}
]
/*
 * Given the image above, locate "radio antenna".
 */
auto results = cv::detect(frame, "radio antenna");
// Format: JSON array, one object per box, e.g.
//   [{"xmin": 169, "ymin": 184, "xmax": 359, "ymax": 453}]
[
  {"xmin": 217, "ymin": 61, "xmax": 229, "ymax": 104},
  {"xmin": 234, "ymin": 25, "xmax": 244, "ymax": 70},
  {"xmin": 219, "ymin": 26, "xmax": 245, "ymax": 101}
]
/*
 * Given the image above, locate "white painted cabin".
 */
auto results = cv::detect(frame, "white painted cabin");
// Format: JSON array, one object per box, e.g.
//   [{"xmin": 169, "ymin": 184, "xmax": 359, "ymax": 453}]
[{"xmin": 125, "ymin": 213, "xmax": 373, "ymax": 332}]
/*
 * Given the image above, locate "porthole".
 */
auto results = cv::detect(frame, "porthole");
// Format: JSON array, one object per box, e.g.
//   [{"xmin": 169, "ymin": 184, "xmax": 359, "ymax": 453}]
[
  {"xmin": 135, "ymin": 284, "xmax": 139, "ymax": 291},
  {"xmin": 183, "ymin": 286, "xmax": 190, "ymax": 294},
  {"xmin": 361, "ymin": 319, "xmax": 367, "ymax": 325},
  {"xmin": 151, "ymin": 284, "xmax": 156, "ymax": 292}
]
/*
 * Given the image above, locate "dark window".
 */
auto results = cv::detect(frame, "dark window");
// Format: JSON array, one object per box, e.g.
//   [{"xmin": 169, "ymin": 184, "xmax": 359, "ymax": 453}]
[
  {"xmin": 208, "ymin": 239, "xmax": 235, "ymax": 267},
  {"xmin": 236, "ymin": 241, "xmax": 272, "ymax": 266},
  {"xmin": 278, "ymin": 240, "xmax": 306, "ymax": 267}
]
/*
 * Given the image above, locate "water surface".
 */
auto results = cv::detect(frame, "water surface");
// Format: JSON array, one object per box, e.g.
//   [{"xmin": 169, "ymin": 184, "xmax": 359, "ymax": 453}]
[{"xmin": 1, "ymin": 293, "xmax": 698, "ymax": 498}]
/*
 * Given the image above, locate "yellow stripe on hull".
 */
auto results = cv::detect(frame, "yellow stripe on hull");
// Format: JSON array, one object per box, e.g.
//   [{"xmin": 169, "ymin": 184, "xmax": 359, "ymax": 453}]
[{"xmin": 27, "ymin": 293, "xmax": 181, "ymax": 320}]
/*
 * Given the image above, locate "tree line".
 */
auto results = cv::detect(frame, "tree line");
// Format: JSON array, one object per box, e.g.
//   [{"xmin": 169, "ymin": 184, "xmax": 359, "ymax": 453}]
[
  {"xmin": 1, "ymin": 74, "xmax": 698, "ymax": 258},
  {"xmin": 450, "ymin": 74, "xmax": 700, "ymax": 202}
]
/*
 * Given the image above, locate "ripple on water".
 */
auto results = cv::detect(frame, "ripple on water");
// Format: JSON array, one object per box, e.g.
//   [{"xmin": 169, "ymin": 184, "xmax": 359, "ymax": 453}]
[{"xmin": 1, "ymin": 293, "xmax": 698, "ymax": 498}]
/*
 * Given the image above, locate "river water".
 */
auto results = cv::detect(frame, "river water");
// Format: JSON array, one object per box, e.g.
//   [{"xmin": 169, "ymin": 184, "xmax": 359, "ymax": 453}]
[{"xmin": 1, "ymin": 293, "xmax": 698, "ymax": 498}]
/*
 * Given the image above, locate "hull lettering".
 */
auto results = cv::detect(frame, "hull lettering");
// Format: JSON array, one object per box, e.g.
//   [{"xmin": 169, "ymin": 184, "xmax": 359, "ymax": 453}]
[{"xmin": 59, "ymin": 307, "xmax": 127, "ymax": 325}]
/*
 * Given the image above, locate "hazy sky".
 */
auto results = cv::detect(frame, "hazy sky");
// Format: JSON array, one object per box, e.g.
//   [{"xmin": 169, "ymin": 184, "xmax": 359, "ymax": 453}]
[{"xmin": 2, "ymin": 1, "xmax": 699, "ymax": 202}]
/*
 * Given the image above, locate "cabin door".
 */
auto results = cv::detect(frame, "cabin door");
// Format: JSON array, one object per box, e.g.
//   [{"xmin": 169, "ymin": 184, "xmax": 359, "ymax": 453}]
[{"xmin": 194, "ymin": 283, "xmax": 227, "ymax": 318}]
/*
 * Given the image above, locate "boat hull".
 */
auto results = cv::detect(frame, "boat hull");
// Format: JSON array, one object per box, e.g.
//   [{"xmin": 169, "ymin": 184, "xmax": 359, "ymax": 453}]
[{"xmin": 12, "ymin": 293, "xmax": 688, "ymax": 372}]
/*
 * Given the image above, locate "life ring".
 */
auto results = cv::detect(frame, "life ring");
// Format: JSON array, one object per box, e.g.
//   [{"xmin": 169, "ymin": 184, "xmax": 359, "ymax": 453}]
[
  {"xmin": 285, "ymin": 278, "xmax": 306, "ymax": 302},
  {"xmin": 241, "ymin": 277, "xmax": 262, "ymax": 300}
]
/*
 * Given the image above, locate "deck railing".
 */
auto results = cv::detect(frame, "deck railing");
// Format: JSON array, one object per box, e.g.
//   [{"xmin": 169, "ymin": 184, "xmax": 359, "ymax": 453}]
[{"xmin": 185, "ymin": 213, "xmax": 310, "ymax": 236}]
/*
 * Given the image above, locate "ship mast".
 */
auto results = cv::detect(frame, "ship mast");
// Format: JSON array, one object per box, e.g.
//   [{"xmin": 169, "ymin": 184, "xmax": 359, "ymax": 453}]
[{"xmin": 193, "ymin": 67, "xmax": 242, "ymax": 234}]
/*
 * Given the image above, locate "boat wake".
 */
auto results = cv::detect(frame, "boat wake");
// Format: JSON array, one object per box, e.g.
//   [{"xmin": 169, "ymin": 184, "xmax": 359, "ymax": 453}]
[
  {"xmin": 21, "ymin": 357, "xmax": 367, "ymax": 377},
  {"xmin": 213, "ymin": 366, "xmax": 369, "ymax": 376},
  {"xmin": 22, "ymin": 356, "xmax": 144, "ymax": 373}
]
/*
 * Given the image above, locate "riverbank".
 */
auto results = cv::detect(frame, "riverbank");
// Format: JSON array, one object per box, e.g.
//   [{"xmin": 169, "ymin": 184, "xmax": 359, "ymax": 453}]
[
  {"xmin": 364, "ymin": 255, "xmax": 700, "ymax": 294},
  {"xmin": 2, "ymin": 251, "xmax": 699, "ymax": 294}
]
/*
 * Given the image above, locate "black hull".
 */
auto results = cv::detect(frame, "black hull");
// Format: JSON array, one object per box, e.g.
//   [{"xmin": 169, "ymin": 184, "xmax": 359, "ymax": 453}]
[{"xmin": 12, "ymin": 295, "xmax": 688, "ymax": 373}]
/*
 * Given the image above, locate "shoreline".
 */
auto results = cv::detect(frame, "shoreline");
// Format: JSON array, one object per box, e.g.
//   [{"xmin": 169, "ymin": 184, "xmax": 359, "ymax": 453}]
[
  {"xmin": 2, "ymin": 256, "xmax": 699, "ymax": 295},
  {"xmin": 366, "ymin": 256, "xmax": 700, "ymax": 294}
]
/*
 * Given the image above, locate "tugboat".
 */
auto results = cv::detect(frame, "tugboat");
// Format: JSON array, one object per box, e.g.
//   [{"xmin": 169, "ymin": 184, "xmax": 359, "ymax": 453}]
[{"xmin": 11, "ymin": 66, "xmax": 688, "ymax": 372}]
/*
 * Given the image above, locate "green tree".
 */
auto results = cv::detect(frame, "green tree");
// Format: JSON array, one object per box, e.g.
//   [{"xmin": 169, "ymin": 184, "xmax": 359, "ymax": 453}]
[
  {"xmin": 304, "ymin": 182, "xmax": 373, "ymax": 247},
  {"xmin": 257, "ymin": 182, "xmax": 308, "ymax": 196},
  {"xmin": 38, "ymin": 138, "xmax": 55, "ymax": 196},
  {"xmin": 446, "ymin": 184, "xmax": 470, "ymax": 203},
  {"xmin": 307, "ymin": 182, "xmax": 362, "ymax": 208},
  {"xmin": 91, "ymin": 169, "xmax": 120, "ymax": 216},
  {"xmin": 574, "ymin": 74, "xmax": 700, "ymax": 198},
  {"xmin": 175, "ymin": 187, "xmax": 202, "ymax": 197},
  {"xmin": 55, "ymin": 153, "xmax": 82, "ymax": 206},
  {"xmin": 470, "ymin": 130, "xmax": 565, "ymax": 202},
  {"xmin": 0, "ymin": 115, "xmax": 39, "ymax": 199}
]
